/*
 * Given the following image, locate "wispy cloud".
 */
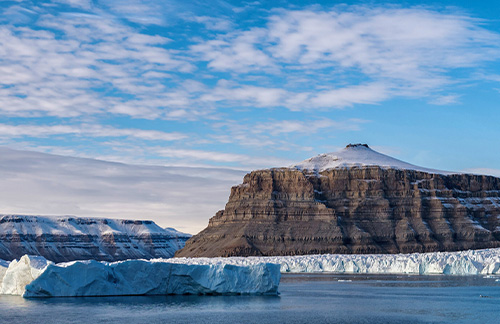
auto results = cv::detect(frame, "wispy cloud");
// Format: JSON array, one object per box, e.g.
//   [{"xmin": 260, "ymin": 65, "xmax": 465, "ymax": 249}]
[
  {"xmin": 155, "ymin": 147, "xmax": 295, "ymax": 167},
  {"xmin": 1, "ymin": 1, "xmax": 500, "ymax": 172},
  {"xmin": 429, "ymin": 94, "xmax": 461, "ymax": 105},
  {"xmin": 0, "ymin": 147, "xmax": 247, "ymax": 234},
  {"xmin": 0, "ymin": 124, "xmax": 187, "ymax": 141},
  {"xmin": 252, "ymin": 118, "xmax": 368, "ymax": 136},
  {"xmin": 2, "ymin": 3, "xmax": 499, "ymax": 119},
  {"xmin": 0, "ymin": 6, "xmax": 193, "ymax": 119},
  {"xmin": 193, "ymin": 7, "xmax": 500, "ymax": 108}
]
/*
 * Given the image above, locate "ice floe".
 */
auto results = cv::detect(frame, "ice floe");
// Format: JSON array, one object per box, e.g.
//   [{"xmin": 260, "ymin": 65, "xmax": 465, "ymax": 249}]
[{"xmin": 0, "ymin": 255, "xmax": 280, "ymax": 298}]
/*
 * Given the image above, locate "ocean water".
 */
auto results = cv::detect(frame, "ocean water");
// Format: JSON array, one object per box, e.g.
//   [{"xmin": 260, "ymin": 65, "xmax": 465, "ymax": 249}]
[{"xmin": 0, "ymin": 274, "xmax": 499, "ymax": 324}]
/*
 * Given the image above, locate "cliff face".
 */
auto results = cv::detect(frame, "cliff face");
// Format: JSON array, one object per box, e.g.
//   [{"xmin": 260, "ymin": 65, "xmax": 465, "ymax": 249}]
[
  {"xmin": 176, "ymin": 167, "xmax": 500, "ymax": 257},
  {"xmin": 0, "ymin": 215, "xmax": 191, "ymax": 262}
]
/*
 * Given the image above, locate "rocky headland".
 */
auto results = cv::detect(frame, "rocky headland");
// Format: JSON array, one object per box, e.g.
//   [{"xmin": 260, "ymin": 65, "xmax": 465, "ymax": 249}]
[{"xmin": 176, "ymin": 144, "xmax": 500, "ymax": 257}]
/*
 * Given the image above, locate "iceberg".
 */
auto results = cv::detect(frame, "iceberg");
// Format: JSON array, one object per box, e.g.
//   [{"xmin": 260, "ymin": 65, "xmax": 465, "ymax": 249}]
[{"xmin": 0, "ymin": 255, "xmax": 280, "ymax": 298}]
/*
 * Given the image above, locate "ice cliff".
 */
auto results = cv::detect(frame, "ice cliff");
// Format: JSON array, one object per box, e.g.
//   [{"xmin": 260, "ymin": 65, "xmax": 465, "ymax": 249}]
[
  {"xmin": 173, "ymin": 247, "xmax": 500, "ymax": 275},
  {"xmin": 0, "ymin": 255, "xmax": 280, "ymax": 298}
]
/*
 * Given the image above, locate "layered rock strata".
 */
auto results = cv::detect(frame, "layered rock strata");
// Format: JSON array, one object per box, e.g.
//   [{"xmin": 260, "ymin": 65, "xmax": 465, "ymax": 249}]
[
  {"xmin": 177, "ymin": 155, "xmax": 500, "ymax": 257},
  {"xmin": 0, "ymin": 215, "xmax": 191, "ymax": 262}
]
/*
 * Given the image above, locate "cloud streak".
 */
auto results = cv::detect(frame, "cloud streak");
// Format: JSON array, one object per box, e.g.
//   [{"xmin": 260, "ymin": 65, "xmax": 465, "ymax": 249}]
[
  {"xmin": 0, "ymin": 124, "xmax": 187, "ymax": 141},
  {"xmin": 0, "ymin": 147, "xmax": 247, "ymax": 234}
]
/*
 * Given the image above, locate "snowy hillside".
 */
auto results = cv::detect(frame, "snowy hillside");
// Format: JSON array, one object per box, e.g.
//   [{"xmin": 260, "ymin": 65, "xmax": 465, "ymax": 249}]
[
  {"xmin": 0, "ymin": 214, "xmax": 191, "ymax": 262},
  {"xmin": 292, "ymin": 144, "xmax": 452, "ymax": 174}
]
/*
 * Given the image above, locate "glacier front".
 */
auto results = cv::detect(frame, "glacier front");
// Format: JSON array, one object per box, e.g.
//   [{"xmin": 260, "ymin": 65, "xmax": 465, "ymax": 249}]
[
  {"xmin": 172, "ymin": 248, "xmax": 500, "ymax": 275},
  {"xmin": 0, "ymin": 255, "xmax": 280, "ymax": 298}
]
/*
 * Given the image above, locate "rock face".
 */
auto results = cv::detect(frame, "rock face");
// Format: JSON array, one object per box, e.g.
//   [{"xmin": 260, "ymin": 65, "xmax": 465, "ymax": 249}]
[
  {"xmin": 0, "ymin": 215, "xmax": 191, "ymax": 262},
  {"xmin": 176, "ymin": 144, "xmax": 500, "ymax": 257}
]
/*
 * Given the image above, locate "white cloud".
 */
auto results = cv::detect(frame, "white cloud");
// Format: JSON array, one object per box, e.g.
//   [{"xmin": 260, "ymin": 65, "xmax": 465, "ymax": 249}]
[
  {"xmin": 192, "ymin": 16, "xmax": 233, "ymax": 31},
  {"xmin": 0, "ymin": 147, "xmax": 247, "ymax": 234},
  {"xmin": 0, "ymin": 7, "xmax": 194, "ymax": 119},
  {"xmin": 155, "ymin": 147, "xmax": 295, "ymax": 167},
  {"xmin": 200, "ymin": 82, "xmax": 287, "ymax": 107},
  {"xmin": 0, "ymin": 124, "xmax": 187, "ymax": 141},
  {"xmin": 252, "ymin": 118, "xmax": 367, "ymax": 136},
  {"xmin": 308, "ymin": 83, "xmax": 390, "ymax": 109},
  {"xmin": 191, "ymin": 28, "xmax": 275, "ymax": 72},
  {"xmin": 429, "ymin": 94, "xmax": 461, "ymax": 105},
  {"xmin": 192, "ymin": 6, "xmax": 500, "ymax": 108},
  {"xmin": 2, "ymin": 3, "xmax": 499, "ymax": 119}
]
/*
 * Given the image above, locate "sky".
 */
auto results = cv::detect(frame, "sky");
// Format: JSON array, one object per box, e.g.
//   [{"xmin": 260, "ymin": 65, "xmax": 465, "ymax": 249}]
[{"xmin": 1, "ymin": 0, "xmax": 500, "ymax": 233}]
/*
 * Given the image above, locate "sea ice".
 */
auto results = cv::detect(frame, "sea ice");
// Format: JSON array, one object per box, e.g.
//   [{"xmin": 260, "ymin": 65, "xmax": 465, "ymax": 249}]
[{"xmin": 0, "ymin": 255, "xmax": 280, "ymax": 298}]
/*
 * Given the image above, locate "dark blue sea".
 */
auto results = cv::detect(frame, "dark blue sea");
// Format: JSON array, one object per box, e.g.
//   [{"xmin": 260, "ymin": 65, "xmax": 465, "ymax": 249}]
[{"xmin": 0, "ymin": 274, "xmax": 499, "ymax": 324}]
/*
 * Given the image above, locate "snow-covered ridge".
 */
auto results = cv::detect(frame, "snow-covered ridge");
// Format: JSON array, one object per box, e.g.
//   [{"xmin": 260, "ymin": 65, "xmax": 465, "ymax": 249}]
[
  {"xmin": 291, "ymin": 144, "xmax": 453, "ymax": 174},
  {"xmin": 0, "ymin": 214, "xmax": 191, "ymax": 237},
  {"xmin": 0, "ymin": 255, "xmax": 280, "ymax": 297},
  {"xmin": 0, "ymin": 214, "xmax": 191, "ymax": 262},
  {"xmin": 172, "ymin": 248, "xmax": 500, "ymax": 275}
]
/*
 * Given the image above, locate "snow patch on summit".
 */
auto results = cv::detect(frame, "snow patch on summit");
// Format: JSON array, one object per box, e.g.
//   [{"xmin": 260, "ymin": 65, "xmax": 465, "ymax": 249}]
[{"xmin": 291, "ymin": 144, "xmax": 453, "ymax": 174}]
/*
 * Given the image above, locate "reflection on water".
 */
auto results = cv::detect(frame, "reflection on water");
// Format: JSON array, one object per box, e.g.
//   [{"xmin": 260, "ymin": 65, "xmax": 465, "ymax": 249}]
[{"xmin": 1, "ymin": 274, "xmax": 499, "ymax": 324}]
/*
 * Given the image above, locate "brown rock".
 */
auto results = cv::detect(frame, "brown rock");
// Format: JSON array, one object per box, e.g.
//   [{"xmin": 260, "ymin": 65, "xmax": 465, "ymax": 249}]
[{"xmin": 176, "ymin": 167, "xmax": 500, "ymax": 257}]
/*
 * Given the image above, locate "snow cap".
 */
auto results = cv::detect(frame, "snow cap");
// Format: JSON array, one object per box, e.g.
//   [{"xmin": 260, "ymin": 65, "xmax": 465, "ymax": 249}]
[{"xmin": 291, "ymin": 143, "xmax": 450, "ymax": 174}]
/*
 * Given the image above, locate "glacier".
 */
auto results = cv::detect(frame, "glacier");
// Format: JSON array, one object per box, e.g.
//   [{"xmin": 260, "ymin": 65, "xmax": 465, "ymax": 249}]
[
  {"xmin": 171, "ymin": 248, "xmax": 500, "ymax": 275},
  {"xmin": 0, "ymin": 255, "xmax": 280, "ymax": 298}
]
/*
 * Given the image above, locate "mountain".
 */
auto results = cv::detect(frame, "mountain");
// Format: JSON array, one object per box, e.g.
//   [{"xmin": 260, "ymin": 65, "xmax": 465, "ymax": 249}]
[
  {"xmin": 0, "ymin": 214, "xmax": 191, "ymax": 262},
  {"xmin": 292, "ymin": 143, "xmax": 446, "ymax": 173},
  {"xmin": 176, "ymin": 144, "xmax": 500, "ymax": 257}
]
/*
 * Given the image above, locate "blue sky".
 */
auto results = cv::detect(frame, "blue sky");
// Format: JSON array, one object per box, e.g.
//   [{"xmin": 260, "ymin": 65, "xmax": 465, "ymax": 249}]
[
  {"xmin": 0, "ymin": 0, "xmax": 500, "ymax": 173},
  {"xmin": 3, "ymin": 0, "xmax": 500, "ymax": 232},
  {"xmin": 2, "ymin": 0, "xmax": 500, "ymax": 174}
]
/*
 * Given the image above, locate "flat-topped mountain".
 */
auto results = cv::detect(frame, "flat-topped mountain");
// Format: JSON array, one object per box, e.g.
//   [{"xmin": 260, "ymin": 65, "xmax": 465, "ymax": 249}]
[
  {"xmin": 176, "ymin": 144, "xmax": 500, "ymax": 257},
  {"xmin": 0, "ymin": 214, "xmax": 191, "ymax": 262}
]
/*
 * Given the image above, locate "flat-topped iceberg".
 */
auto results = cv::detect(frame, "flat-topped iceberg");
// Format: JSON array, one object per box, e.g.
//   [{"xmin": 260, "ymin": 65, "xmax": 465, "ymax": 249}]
[
  {"xmin": 172, "ymin": 248, "xmax": 500, "ymax": 275},
  {"xmin": 0, "ymin": 255, "xmax": 280, "ymax": 298}
]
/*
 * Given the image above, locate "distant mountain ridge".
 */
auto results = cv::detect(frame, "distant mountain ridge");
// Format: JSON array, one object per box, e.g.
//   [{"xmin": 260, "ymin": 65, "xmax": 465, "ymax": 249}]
[
  {"xmin": 0, "ymin": 214, "xmax": 191, "ymax": 262},
  {"xmin": 177, "ymin": 144, "xmax": 500, "ymax": 257}
]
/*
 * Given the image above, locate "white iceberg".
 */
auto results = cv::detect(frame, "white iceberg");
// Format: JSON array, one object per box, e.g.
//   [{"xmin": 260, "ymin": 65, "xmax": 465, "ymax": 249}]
[
  {"xmin": 0, "ymin": 255, "xmax": 280, "ymax": 298},
  {"xmin": 172, "ymin": 247, "xmax": 500, "ymax": 276}
]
